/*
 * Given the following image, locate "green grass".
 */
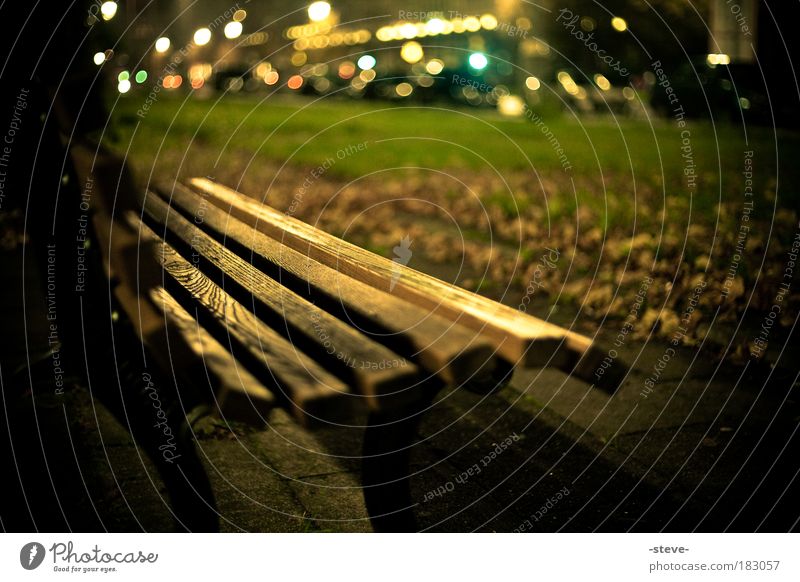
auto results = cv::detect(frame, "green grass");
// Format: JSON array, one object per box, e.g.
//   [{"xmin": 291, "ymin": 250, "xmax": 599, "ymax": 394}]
[{"xmin": 110, "ymin": 94, "xmax": 799, "ymax": 198}]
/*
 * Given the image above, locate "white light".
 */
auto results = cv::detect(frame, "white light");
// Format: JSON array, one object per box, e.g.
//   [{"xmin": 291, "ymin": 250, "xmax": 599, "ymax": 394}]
[
  {"xmin": 194, "ymin": 28, "xmax": 211, "ymax": 46},
  {"xmin": 357, "ymin": 55, "xmax": 376, "ymax": 70},
  {"xmin": 399, "ymin": 22, "xmax": 417, "ymax": 39},
  {"xmin": 117, "ymin": 79, "xmax": 131, "ymax": 93},
  {"xmin": 100, "ymin": 1, "xmax": 118, "ymax": 21},
  {"xmin": 425, "ymin": 18, "xmax": 445, "ymax": 35},
  {"xmin": 154, "ymin": 37, "xmax": 171, "ymax": 53},
  {"xmin": 468, "ymin": 52, "xmax": 488, "ymax": 70},
  {"xmin": 93, "ymin": 52, "xmax": 106, "ymax": 65},
  {"xmin": 224, "ymin": 21, "xmax": 243, "ymax": 39},
  {"xmin": 308, "ymin": 1, "xmax": 331, "ymax": 22}
]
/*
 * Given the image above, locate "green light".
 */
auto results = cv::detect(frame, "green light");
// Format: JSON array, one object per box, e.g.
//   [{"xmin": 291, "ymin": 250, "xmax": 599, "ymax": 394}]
[
  {"xmin": 135, "ymin": 70, "xmax": 148, "ymax": 83},
  {"xmin": 117, "ymin": 70, "xmax": 129, "ymax": 82},
  {"xmin": 468, "ymin": 52, "xmax": 488, "ymax": 70}
]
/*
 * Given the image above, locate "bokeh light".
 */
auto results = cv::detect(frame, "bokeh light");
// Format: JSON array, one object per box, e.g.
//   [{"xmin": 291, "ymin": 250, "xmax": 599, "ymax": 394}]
[
  {"xmin": 497, "ymin": 95, "xmax": 525, "ymax": 116},
  {"xmin": 291, "ymin": 52, "xmax": 308, "ymax": 66},
  {"xmin": 100, "ymin": 1, "xmax": 117, "ymax": 21},
  {"xmin": 611, "ymin": 17, "xmax": 628, "ymax": 32},
  {"xmin": 395, "ymin": 82, "xmax": 413, "ymax": 97},
  {"xmin": 155, "ymin": 37, "xmax": 171, "ymax": 53},
  {"xmin": 525, "ymin": 76, "xmax": 541, "ymax": 90},
  {"xmin": 224, "ymin": 21, "xmax": 243, "ymax": 39},
  {"xmin": 594, "ymin": 74, "xmax": 611, "ymax": 91},
  {"xmin": 425, "ymin": 59, "xmax": 444, "ymax": 75},
  {"xmin": 357, "ymin": 55, "xmax": 376, "ymax": 70},
  {"xmin": 480, "ymin": 14, "xmax": 498, "ymax": 30},
  {"xmin": 338, "ymin": 61, "xmax": 356, "ymax": 79},
  {"xmin": 400, "ymin": 41, "xmax": 423, "ymax": 64},
  {"xmin": 468, "ymin": 52, "xmax": 488, "ymax": 70},
  {"xmin": 194, "ymin": 28, "xmax": 211, "ymax": 46},
  {"xmin": 425, "ymin": 18, "xmax": 445, "ymax": 35},
  {"xmin": 308, "ymin": 2, "xmax": 331, "ymax": 22}
]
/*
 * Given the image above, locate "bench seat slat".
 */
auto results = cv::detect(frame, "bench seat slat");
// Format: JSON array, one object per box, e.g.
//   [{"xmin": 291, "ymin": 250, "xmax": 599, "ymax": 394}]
[
  {"xmin": 149, "ymin": 286, "xmax": 278, "ymax": 424},
  {"xmin": 186, "ymin": 177, "xmax": 600, "ymax": 374},
  {"xmin": 141, "ymin": 191, "xmax": 424, "ymax": 407},
  {"xmin": 132, "ymin": 215, "xmax": 360, "ymax": 424},
  {"xmin": 165, "ymin": 182, "xmax": 501, "ymax": 387}
]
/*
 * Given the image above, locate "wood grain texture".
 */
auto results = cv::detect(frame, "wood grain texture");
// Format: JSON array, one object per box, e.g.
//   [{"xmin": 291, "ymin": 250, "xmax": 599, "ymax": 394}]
[
  {"xmin": 149, "ymin": 286, "xmax": 278, "ymax": 425},
  {"xmin": 140, "ymin": 191, "xmax": 425, "ymax": 407},
  {"xmin": 130, "ymin": 213, "xmax": 369, "ymax": 423},
  {"xmin": 165, "ymin": 182, "xmax": 502, "ymax": 387},
  {"xmin": 186, "ymin": 177, "xmax": 607, "ymax": 379}
]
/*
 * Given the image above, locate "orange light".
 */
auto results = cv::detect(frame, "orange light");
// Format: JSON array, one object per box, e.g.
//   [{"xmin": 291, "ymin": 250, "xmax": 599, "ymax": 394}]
[
  {"xmin": 191, "ymin": 77, "xmax": 204, "ymax": 89},
  {"xmin": 162, "ymin": 75, "xmax": 173, "ymax": 88},
  {"xmin": 338, "ymin": 62, "xmax": 355, "ymax": 79},
  {"xmin": 287, "ymin": 74, "xmax": 303, "ymax": 89},
  {"xmin": 265, "ymin": 71, "xmax": 279, "ymax": 85},
  {"xmin": 172, "ymin": 75, "xmax": 183, "ymax": 88}
]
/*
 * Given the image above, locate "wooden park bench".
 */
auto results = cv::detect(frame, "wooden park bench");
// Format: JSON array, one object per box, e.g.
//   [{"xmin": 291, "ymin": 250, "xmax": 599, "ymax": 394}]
[{"xmin": 67, "ymin": 143, "xmax": 622, "ymax": 532}]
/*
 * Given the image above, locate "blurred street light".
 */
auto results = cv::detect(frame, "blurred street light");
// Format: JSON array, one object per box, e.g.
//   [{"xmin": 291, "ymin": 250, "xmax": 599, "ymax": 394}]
[
  {"xmin": 357, "ymin": 55, "xmax": 376, "ymax": 70},
  {"xmin": 498, "ymin": 95, "xmax": 525, "ymax": 116},
  {"xmin": 425, "ymin": 59, "xmax": 444, "ymax": 75},
  {"xmin": 194, "ymin": 28, "xmax": 211, "ymax": 46},
  {"xmin": 224, "ymin": 21, "xmax": 243, "ymax": 39},
  {"xmin": 468, "ymin": 52, "xmax": 488, "ymax": 70},
  {"xmin": 100, "ymin": 1, "xmax": 118, "ymax": 21},
  {"xmin": 400, "ymin": 41, "xmax": 423, "ymax": 64},
  {"xmin": 155, "ymin": 37, "xmax": 171, "ymax": 53},
  {"xmin": 611, "ymin": 17, "xmax": 627, "ymax": 32},
  {"xmin": 308, "ymin": 2, "xmax": 331, "ymax": 22}
]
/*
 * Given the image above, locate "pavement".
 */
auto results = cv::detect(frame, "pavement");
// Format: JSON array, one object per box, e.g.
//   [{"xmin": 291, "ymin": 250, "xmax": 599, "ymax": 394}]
[{"xmin": 1, "ymin": 239, "xmax": 798, "ymax": 533}]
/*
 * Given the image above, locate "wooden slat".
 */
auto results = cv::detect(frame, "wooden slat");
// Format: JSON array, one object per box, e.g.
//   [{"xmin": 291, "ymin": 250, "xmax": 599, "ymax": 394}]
[
  {"xmin": 131, "ymin": 214, "xmax": 361, "ymax": 423},
  {"xmin": 164, "ymin": 182, "xmax": 502, "ymax": 387},
  {"xmin": 140, "ymin": 191, "xmax": 425, "ymax": 406},
  {"xmin": 149, "ymin": 286, "xmax": 277, "ymax": 424},
  {"xmin": 186, "ymin": 177, "xmax": 607, "ymax": 379}
]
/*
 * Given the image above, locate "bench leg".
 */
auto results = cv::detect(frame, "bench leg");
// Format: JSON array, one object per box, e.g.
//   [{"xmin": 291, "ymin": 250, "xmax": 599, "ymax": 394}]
[
  {"xmin": 112, "ymin": 355, "xmax": 220, "ymax": 532},
  {"xmin": 124, "ymin": 372, "xmax": 220, "ymax": 532},
  {"xmin": 361, "ymin": 403, "xmax": 428, "ymax": 533},
  {"xmin": 151, "ymin": 413, "xmax": 219, "ymax": 533}
]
